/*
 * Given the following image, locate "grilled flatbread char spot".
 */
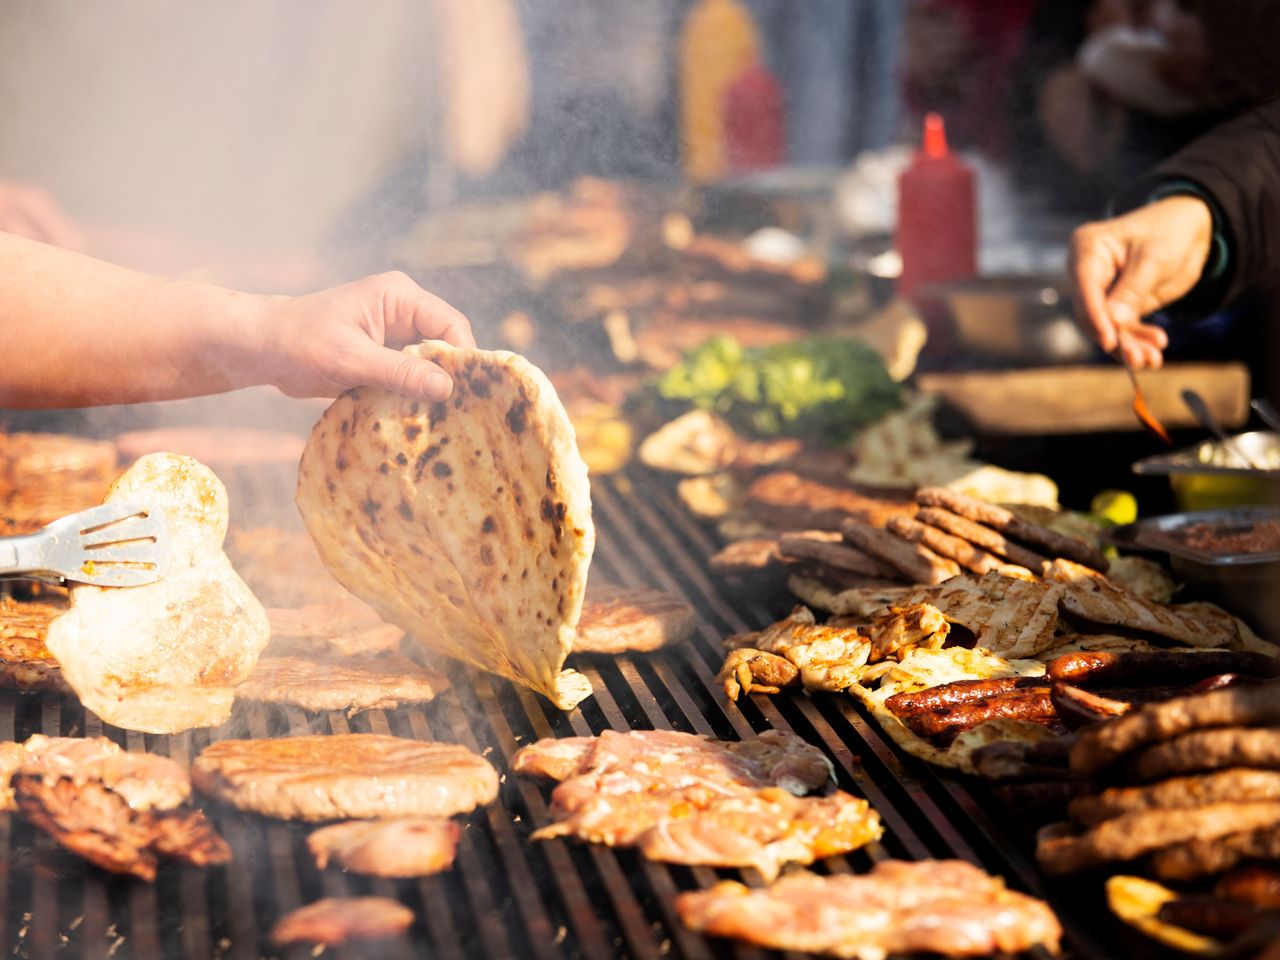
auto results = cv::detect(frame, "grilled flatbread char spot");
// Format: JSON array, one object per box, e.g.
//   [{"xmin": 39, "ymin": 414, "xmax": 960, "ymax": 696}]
[{"xmin": 296, "ymin": 344, "xmax": 595, "ymax": 709}]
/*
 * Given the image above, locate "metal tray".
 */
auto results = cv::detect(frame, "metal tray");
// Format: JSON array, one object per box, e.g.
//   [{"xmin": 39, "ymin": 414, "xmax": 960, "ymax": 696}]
[
  {"xmin": 1112, "ymin": 505, "xmax": 1280, "ymax": 565},
  {"xmin": 1132, "ymin": 431, "xmax": 1280, "ymax": 511}
]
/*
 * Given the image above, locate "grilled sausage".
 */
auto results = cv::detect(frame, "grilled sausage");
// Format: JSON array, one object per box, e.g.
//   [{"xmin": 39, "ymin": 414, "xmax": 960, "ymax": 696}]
[
  {"xmin": 1047, "ymin": 650, "xmax": 1280, "ymax": 687},
  {"xmin": 1217, "ymin": 866, "xmax": 1280, "ymax": 910},
  {"xmin": 897, "ymin": 687, "xmax": 1054, "ymax": 741},
  {"xmin": 1157, "ymin": 898, "xmax": 1265, "ymax": 939},
  {"xmin": 884, "ymin": 677, "xmax": 1031, "ymax": 715}
]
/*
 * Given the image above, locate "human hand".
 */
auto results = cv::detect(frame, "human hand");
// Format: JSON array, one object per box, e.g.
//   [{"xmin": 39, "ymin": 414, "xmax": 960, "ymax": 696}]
[
  {"xmin": 255, "ymin": 271, "xmax": 475, "ymax": 401},
  {"xmin": 0, "ymin": 180, "xmax": 83, "ymax": 251},
  {"xmin": 1069, "ymin": 195, "xmax": 1213, "ymax": 368}
]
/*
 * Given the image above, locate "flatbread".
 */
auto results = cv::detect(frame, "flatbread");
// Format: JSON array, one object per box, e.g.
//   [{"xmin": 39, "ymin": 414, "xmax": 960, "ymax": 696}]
[
  {"xmin": 44, "ymin": 454, "xmax": 270, "ymax": 733},
  {"xmin": 296, "ymin": 344, "xmax": 595, "ymax": 709}
]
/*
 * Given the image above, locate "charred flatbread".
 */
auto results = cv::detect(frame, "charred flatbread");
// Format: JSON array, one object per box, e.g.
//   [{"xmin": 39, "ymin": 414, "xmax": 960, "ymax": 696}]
[{"xmin": 296, "ymin": 344, "xmax": 595, "ymax": 709}]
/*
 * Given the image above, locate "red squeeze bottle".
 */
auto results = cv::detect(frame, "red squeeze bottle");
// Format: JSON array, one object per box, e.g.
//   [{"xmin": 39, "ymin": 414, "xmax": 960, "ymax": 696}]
[
  {"xmin": 896, "ymin": 113, "xmax": 976, "ymax": 303},
  {"xmin": 723, "ymin": 62, "xmax": 785, "ymax": 173}
]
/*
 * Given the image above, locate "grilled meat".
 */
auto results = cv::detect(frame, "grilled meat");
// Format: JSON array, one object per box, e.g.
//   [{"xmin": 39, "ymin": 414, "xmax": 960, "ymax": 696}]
[
  {"xmin": 777, "ymin": 532, "xmax": 899, "ymax": 580},
  {"xmin": 1070, "ymin": 769, "xmax": 1280, "ymax": 826},
  {"xmin": 1038, "ymin": 802, "xmax": 1280, "ymax": 874},
  {"xmin": 575, "ymin": 583, "xmax": 696, "ymax": 654},
  {"xmin": 896, "ymin": 687, "xmax": 1055, "ymax": 742},
  {"xmin": 887, "ymin": 515, "xmax": 1032, "ymax": 578},
  {"xmin": 308, "ymin": 819, "xmax": 461, "ymax": 878},
  {"xmin": 270, "ymin": 897, "xmax": 414, "ymax": 947},
  {"xmin": 235, "ymin": 652, "xmax": 448, "ymax": 715},
  {"xmin": 841, "ymin": 521, "xmax": 959, "ymax": 585},
  {"xmin": 1070, "ymin": 682, "xmax": 1280, "ymax": 775},
  {"xmin": 914, "ymin": 506, "xmax": 1050, "ymax": 571},
  {"xmin": 1050, "ymin": 683, "xmax": 1132, "ymax": 729},
  {"xmin": 1047, "ymin": 650, "xmax": 1280, "ymax": 686},
  {"xmin": 192, "ymin": 734, "xmax": 498, "ymax": 822},
  {"xmin": 676, "ymin": 859, "xmax": 1062, "ymax": 959},
  {"xmin": 719, "ymin": 648, "xmax": 799, "ymax": 699},
  {"xmin": 787, "ymin": 576, "xmax": 916, "ymax": 617},
  {"xmin": 743, "ymin": 472, "xmax": 914, "ymax": 532},
  {"xmin": 894, "ymin": 574, "xmax": 1064, "ymax": 659},
  {"xmin": 915, "ymin": 487, "xmax": 1107, "ymax": 570},
  {"xmin": 264, "ymin": 598, "xmax": 404, "ymax": 658},
  {"xmin": 0, "ymin": 595, "xmax": 69, "ymax": 693},
  {"xmin": 1153, "ymin": 823, "xmax": 1280, "ymax": 881},
  {"xmin": 1218, "ymin": 866, "xmax": 1280, "ymax": 909},
  {"xmin": 709, "ymin": 537, "xmax": 790, "ymax": 576},
  {"xmin": 1127, "ymin": 727, "xmax": 1280, "ymax": 780},
  {"xmin": 513, "ymin": 729, "xmax": 878, "ymax": 880},
  {"xmin": 12, "ymin": 735, "xmax": 228, "ymax": 881}
]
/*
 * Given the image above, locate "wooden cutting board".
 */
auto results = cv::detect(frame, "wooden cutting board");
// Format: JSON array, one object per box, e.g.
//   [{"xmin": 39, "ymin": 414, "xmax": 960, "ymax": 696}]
[{"xmin": 916, "ymin": 363, "xmax": 1250, "ymax": 435}]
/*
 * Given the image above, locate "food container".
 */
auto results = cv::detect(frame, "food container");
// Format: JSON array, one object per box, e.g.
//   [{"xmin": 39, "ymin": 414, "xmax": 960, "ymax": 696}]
[
  {"xmin": 1132, "ymin": 431, "xmax": 1280, "ymax": 511},
  {"xmin": 1110, "ymin": 506, "xmax": 1280, "ymax": 638}
]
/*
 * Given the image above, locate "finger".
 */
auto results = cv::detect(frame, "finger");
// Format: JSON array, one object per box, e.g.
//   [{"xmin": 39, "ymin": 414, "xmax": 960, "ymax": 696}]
[
  {"xmin": 378, "ymin": 272, "xmax": 476, "ymax": 349},
  {"xmin": 1070, "ymin": 231, "xmax": 1121, "ymax": 352},
  {"xmin": 1104, "ymin": 253, "xmax": 1166, "ymax": 333},
  {"xmin": 359, "ymin": 343, "xmax": 455, "ymax": 401}
]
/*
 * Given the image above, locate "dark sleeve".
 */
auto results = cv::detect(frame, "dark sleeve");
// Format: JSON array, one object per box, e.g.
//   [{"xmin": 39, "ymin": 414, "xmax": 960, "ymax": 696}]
[{"xmin": 1117, "ymin": 97, "xmax": 1280, "ymax": 314}]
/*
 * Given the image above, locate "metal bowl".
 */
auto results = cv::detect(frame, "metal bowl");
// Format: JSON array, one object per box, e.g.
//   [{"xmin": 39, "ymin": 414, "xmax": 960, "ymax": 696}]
[
  {"xmin": 1132, "ymin": 431, "xmax": 1280, "ymax": 511},
  {"xmin": 1110, "ymin": 506, "xmax": 1280, "ymax": 639}
]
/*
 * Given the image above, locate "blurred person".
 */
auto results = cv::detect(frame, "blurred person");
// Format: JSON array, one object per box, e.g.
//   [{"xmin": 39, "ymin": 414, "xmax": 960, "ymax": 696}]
[
  {"xmin": 0, "ymin": 2, "xmax": 528, "ymax": 287},
  {"xmin": 1067, "ymin": 0, "xmax": 1280, "ymax": 388},
  {"xmin": 1008, "ymin": 0, "xmax": 1228, "ymax": 214},
  {"xmin": 0, "ymin": 232, "xmax": 474, "ymax": 408},
  {"xmin": 0, "ymin": 179, "xmax": 83, "ymax": 251}
]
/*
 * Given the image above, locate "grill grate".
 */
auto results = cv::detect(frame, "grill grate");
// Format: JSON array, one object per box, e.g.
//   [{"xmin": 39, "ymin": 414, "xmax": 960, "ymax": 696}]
[{"xmin": 1, "ymin": 468, "xmax": 1168, "ymax": 960}]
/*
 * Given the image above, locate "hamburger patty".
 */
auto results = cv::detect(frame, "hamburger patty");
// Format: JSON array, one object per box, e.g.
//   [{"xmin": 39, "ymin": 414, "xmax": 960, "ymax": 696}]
[
  {"xmin": 575, "ymin": 583, "xmax": 696, "ymax": 654},
  {"xmin": 235, "ymin": 652, "xmax": 448, "ymax": 715},
  {"xmin": 192, "ymin": 734, "xmax": 498, "ymax": 821}
]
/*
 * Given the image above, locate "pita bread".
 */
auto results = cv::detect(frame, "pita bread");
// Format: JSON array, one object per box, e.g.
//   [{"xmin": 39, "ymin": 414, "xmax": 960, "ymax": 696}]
[
  {"xmin": 296, "ymin": 344, "xmax": 595, "ymax": 709},
  {"xmin": 44, "ymin": 454, "xmax": 270, "ymax": 733}
]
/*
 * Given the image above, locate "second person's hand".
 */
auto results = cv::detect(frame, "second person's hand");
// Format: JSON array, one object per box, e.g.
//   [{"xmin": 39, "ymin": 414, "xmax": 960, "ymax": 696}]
[
  {"xmin": 254, "ymin": 271, "xmax": 476, "ymax": 402},
  {"xmin": 1069, "ymin": 194, "xmax": 1213, "ymax": 368}
]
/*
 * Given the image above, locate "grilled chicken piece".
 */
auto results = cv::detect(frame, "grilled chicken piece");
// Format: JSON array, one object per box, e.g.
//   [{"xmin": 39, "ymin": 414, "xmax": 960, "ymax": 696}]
[
  {"xmin": 677, "ymin": 859, "xmax": 1062, "ymax": 959},
  {"xmin": 308, "ymin": 819, "xmax": 461, "ymax": 877},
  {"xmin": 0, "ymin": 596, "xmax": 69, "ymax": 693},
  {"xmin": 575, "ymin": 583, "xmax": 696, "ymax": 653},
  {"xmin": 719, "ymin": 649, "xmax": 800, "ymax": 700},
  {"xmin": 513, "ymin": 729, "xmax": 875, "ymax": 880},
  {"xmin": 12, "ymin": 735, "xmax": 228, "ymax": 881},
  {"xmin": 270, "ymin": 897, "xmax": 414, "ymax": 947}
]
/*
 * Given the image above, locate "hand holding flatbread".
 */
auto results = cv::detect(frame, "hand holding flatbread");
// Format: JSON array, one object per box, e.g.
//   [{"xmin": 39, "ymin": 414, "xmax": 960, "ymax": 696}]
[{"xmin": 296, "ymin": 343, "xmax": 595, "ymax": 708}]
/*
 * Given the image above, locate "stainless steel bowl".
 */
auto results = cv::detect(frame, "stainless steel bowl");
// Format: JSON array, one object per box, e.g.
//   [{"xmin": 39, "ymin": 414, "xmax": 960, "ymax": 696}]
[
  {"xmin": 1133, "ymin": 431, "xmax": 1280, "ymax": 511},
  {"xmin": 1110, "ymin": 506, "xmax": 1280, "ymax": 639}
]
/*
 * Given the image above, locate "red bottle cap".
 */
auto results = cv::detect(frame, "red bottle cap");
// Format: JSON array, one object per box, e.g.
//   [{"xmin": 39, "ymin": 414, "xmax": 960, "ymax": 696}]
[{"xmin": 923, "ymin": 112, "xmax": 949, "ymax": 159}]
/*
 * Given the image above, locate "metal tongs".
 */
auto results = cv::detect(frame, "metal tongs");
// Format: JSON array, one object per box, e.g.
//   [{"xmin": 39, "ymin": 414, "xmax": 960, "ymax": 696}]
[{"xmin": 0, "ymin": 501, "xmax": 172, "ymax": 587}]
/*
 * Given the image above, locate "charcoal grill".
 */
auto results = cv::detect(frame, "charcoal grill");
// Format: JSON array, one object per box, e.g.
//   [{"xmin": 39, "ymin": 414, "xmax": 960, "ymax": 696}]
[{"xmin": 0, "ymin": 468, "xmax": 1164, "ymax": 960}]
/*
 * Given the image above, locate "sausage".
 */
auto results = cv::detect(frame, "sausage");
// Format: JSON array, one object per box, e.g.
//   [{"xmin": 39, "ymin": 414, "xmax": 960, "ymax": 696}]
[
  {"xmin": 886, "ymin": 515, "xmax": 1031, "ymax": 578},
  {"xmin": 914, "ymin": 506, "xmax": 1050, "ymax": 571},
  {"xmin": 897, "ymin": 687, "xmax": 1055, "ymax": 741},
  {"xmin": 1047, "ymin": 650, "xmax": 1280, "ymax": 687},
  {"xmin": 1049, "ymin": 683, "xmax": 1130, "ymax": 730},
  {"xmin": 884, "ymin": 676, "xmax": 1031, "ymax": 715}
]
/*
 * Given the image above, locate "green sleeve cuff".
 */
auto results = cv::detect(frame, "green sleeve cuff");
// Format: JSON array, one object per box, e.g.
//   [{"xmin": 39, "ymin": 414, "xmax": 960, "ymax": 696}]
[{"xmin": 1145, "ymin": 179, "xmax": 1230, "ymax": 285}]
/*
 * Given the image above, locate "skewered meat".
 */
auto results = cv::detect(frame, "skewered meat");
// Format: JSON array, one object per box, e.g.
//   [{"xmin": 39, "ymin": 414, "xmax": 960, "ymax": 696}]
[
  {"xmin": 1070, "ymin": 769, "xmax": 1280, "ymax": 826},
  {"xmin": 575, "ymin": 583, "xmax": 696, "ymax": 653},
  {"xmin": 308, "ymin": 819, "xmax": 461, "ymax": 877},
  {"xmin": 1070, "ymin": 682, "xmax": 1280, "ymax": 775},
  {"xmin": 841, "ymin": 521, "xmax": 960, "ymax": 585},
  {"xmin": 676, "ymin": 859, "xmax": 1062, "ymax": 960},
  {"xmin": 887, "ymin": 515, "xmax": 1032, "ymax": 578},
  {"xmin": 235, "ymin": 652, "xmax": 448, "ymax": 715},
  {"xmin": 914, "ymin": 506, "xmax": 1050, "ymax": 571},
  {"xmin": 192, "ymin": 734, "xmax": 498, "ymax": 822},
  {"xmin": 915, "ymin": 487, "xmax": 1107, "ymax": 570},
  {"xmin": 1047, "ymin": 650, "xmax": 1280, "ymax": 686},
  {"xmin": 270, "ymin": 897, "xmax": 414, "ymax": 947},
  {"xmin": 1037, "ymin": 802, "xmax": 1280, "ymax": 874},
  {"xmin": 512, "ymin": 729, "xmax": 879, "ymax": 880},
  {"xmin": 12, "ymin": 735, "xmax": 228, "ymax": 881}
]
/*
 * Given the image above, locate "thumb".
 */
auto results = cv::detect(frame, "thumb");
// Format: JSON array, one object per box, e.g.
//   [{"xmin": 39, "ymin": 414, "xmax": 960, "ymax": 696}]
[
  {"xmin": 360, "ymin": 344, "xmax": 454, "ymax": 401},
  {"xmin": 1104, "ymin": 254, "xmax": 1166, "ymax": 331}
]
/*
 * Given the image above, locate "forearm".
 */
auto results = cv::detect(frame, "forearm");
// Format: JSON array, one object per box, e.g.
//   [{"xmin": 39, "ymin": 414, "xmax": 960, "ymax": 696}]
[{"xmin": 0, "ymin": 232, "xmax": 274, "ymax": 408}]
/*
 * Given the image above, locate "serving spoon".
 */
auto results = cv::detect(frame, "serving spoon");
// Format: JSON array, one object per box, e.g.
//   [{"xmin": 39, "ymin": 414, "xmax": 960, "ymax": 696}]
[
  {"xmin": 1182, "ymin": 387, "xmax": 1262, "ymax": 470},
  {"xmin": 1251, "ymin": 397, "xmax": 1280, "ymax": 435}
]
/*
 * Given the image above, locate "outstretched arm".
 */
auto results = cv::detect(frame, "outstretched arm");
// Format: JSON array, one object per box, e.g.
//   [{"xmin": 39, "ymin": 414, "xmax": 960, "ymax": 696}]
[{"xmin": 0, "ymin": 232, "xmax": 474, "ymax": 409}]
